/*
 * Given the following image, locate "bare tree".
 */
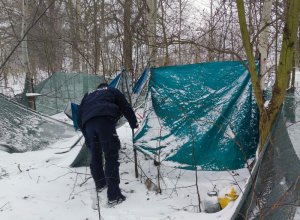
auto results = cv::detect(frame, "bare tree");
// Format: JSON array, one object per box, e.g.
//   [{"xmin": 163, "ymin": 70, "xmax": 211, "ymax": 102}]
[
  {"xmin": 237, "ymin": 0, "xmax": 300, "ymax": 150},
  {"xmin": 146, "ymin": 0, "xmax": 157, "ymax": 66},
  {"xmin": 22, "ymin": 0, "xmax": 34, "ymax": 109},
  {"xmin": 258, "ymin": 0, "xmax": 273, "ymax": 90},
  {"xmin": 66, "ymin": 0, "xmax": 81, "ymax": 72},
  {"xmin": 123, "ymin": 0, "xmax": 133, "ymax": 73}
]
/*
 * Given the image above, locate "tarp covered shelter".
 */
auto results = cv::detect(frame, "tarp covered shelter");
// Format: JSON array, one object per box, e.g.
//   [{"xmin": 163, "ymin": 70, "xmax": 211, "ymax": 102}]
[
  {"xmin": 0, "ymin": 94, "xmax": 76, "ymax": 153},
  {"xmin": 33, "ymin": 72, "xmax": 104, "ymax": 115},
  {"xmin": 134, "ymin": 61, "xmax": 259, "ymax": 170}
]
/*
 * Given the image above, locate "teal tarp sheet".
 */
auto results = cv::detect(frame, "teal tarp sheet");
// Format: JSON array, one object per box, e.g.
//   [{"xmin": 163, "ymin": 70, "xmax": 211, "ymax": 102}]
[{"xmin": 134, "ymin": 61, "xmax": 259, "ymax": 170}]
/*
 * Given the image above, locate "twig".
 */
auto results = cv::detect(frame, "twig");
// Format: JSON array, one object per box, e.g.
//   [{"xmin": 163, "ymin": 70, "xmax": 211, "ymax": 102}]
[
  {"xmin": 48, "ymin": 171, "xmax": 73, "ymax": 182},
  {"xmin": 17, "ymin": 164, "xmax": 22, "ymax": 172},
  {"xmin": 227, "ymin": 170, "xmax": 244, "ymax": 194},
  {"xmin": 0, "ymin": 202, "xmax": 9, "ymax": 210},
  {"xmin": 68, "ymin": 173, "xmax": 79, "ymax": 200},
  {"xmin": 168, "ymin": 169, "xmax": 183, "ymax": 197},
  {"xmin": 55, "ymin": 135, "xmax": 83, "ymax": 154},
  {"xmin": 79, "ymin": 176, "xmax": 92, "ymax": 187},
  {"xmin": 189, "ymin": 124, "xmax": 201, "ymax": 213},
  {"xmin": 286, "ymin": 120, "xmax": 300, "ymax": 128},
  {"xmin": 27, "ymin": 170, "xmax": 32, "ymax": 179}
]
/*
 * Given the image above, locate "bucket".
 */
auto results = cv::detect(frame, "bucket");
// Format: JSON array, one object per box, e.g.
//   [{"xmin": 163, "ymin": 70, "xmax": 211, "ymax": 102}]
[{"xmin": 204, "ymin": 191, "xmax": 221, "ymax": 213}]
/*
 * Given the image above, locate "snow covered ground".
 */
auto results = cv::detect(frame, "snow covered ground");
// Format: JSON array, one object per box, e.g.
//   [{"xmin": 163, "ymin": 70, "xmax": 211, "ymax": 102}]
[
  {"xmin": 1, "ymin": 70, "xmax": 299, "ymax": 220},
  {"xmin": 0, "ymin": 112, "xmax": 250, "ymax": 220}
]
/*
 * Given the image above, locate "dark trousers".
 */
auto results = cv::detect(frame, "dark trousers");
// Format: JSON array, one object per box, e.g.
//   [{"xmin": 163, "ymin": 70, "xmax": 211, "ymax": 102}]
[{"xmin": 84, "ymin": 117, "xmax": 122, "ymax": 200}]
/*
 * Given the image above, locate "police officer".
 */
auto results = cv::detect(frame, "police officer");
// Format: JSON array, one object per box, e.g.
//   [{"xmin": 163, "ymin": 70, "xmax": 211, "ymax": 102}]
[{"xmin": 78, "ymin": 82, "xmax": 138, "ymax": 205}]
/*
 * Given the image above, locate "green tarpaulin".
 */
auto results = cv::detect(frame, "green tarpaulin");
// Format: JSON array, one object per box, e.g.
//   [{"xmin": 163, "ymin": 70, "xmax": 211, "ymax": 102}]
[
  {"xmin": 134, "ymin": 61, "xmax": 259, "ymax": 170},
  {"xmin": 33, "ymin": 72, "xmax": 104, "ymax": 115}
]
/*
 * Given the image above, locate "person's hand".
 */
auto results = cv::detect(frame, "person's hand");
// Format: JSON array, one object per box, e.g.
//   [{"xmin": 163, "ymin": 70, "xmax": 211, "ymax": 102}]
[{"xmin": 133, "ymin": 122, "xmax": 139, "ymax": 129}]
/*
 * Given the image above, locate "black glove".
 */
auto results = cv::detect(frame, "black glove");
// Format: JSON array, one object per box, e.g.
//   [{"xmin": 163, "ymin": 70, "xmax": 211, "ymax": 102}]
[{"xmin": 131, "ymin": 122, "xmax": 139, "ymax": 129}]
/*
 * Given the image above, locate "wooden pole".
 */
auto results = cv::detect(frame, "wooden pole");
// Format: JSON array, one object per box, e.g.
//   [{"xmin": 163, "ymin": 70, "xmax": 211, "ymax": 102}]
[{"xmin": 132, "ymin": 129, "xmax": 138, "ymax": 178}]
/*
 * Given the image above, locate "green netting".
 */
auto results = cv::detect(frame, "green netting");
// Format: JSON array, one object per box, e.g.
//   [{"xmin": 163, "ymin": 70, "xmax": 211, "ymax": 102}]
[
  {"xmin": 70, "ymin": 143, "xmax": 89, "ymax": 167},
  {"xmin": 0, "ymin": 94, "xmax": 76, "ymax": 152},
  {"xmin": 34, "ymin": 72, "xmax": 104, "ymax": 115},
  {"xmin": 237, "ymin": 110, "xmax": 300, "ymax": 220},
  {"xmin": 134, "ymin": 61, "xmax": 259, "ymax": 170}
]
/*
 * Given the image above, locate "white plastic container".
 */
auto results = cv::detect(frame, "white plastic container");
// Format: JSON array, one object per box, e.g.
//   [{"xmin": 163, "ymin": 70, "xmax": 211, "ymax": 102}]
[{"xmin": 203, "ymin": 191, "xmax": 221, "ymax": 213}]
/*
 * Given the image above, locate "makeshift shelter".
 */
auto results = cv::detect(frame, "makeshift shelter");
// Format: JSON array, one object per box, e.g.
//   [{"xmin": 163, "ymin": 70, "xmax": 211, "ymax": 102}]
[
  {"xmin": 67, "ymin": 62, "xmax": 299, "ymax": 219},
  {"xmin": 0, "ymin": 94, "xmax": 76, "ymax": 153},
  {"xmin": 33, "ymin": 72, "xmax": 104, "ymax": 116},
  {"xmin": 70, "ymin": 61, "xmax": 259, "ymax": 170},
  {"xmin": 134, "ymin": 61, "xmax": 259, "ymax": 170}
]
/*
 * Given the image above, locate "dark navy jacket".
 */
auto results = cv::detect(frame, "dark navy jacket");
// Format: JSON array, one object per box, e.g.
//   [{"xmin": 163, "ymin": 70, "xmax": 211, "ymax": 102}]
[{"xmin": 78, "ymin": 86, "xmax": 138, "ymax": 130}]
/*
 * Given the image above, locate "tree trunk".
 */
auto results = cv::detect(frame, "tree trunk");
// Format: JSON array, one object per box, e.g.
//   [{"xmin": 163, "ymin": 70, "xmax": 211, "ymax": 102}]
[
  {"xmin": 237, "ymin": 0, "xmax": 300, "ymax": 151},
  {"xmin": 45, "ymin": 0, "xmax": 61, "ymax": 74},
  {"xmin": 147, "ymin": 0, "xmax": 157, "ymax": 67},
  {"xmin": 22, "ymin": 0, "xmax": 35, "ymax": 110},
  {"xmin": 297, "ymin": 28, "xmax": 300, "ymax": 67},
  {"xmin": 99, "ymin": 0, "xmax": 106, "ymax": 78},
  {"xmin": 236, "ymin": 0, "xmax": 265, "ymax": 112},
  {"xmin": 269, "ymin": 0, "xmax": 300, "ymax": 110},
  {"xmin": 258, "ymin": 0, "xmax": 272, "ymax": 90},
  {"xmin": 230, "ymin": 2, "xmax": 235, "ymax": 61},
  {"xmin": 208, "ymin": 0, "xmax": 213, "ymax": 61},
  {"xmin": 123, "ymin": 0, "xmax": 133, "ymax": 73},
  {"xmin": 178, "ymin": 0, "xmax": 182, "ymax": 63},
  {"xmin": 160, "ymin": 0, "xmax": 169, "ymax": 66},
  {"xmin": 93, "ymin": 0, "xmax": 100, "ymax": 75},
  {"xmin": 67, "ymin": 0, "xmax": 81, "ymax": 72}
]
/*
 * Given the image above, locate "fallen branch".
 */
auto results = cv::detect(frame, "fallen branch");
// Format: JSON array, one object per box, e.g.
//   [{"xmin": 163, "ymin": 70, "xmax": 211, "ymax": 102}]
[
  {"xmin": 17, "ymin": 164, "xmax": 23, "ymax": 173},
  {"xmin": 55, "ymin": 135, "xmax": 83, "ymax": 154},
  {"xmin": 0, "ymin": 202, "xmax": 9, "ymax": 211}
]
